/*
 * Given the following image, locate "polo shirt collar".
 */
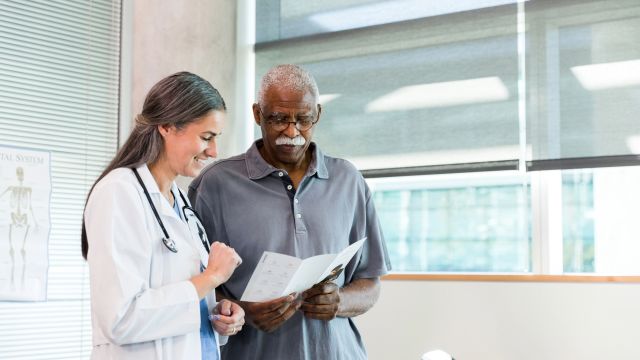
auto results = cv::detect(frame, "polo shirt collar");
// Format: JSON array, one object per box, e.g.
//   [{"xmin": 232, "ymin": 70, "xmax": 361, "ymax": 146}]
[{"xmin": 246, "ymin": 139, "xmax": 329, "ymax": 180}]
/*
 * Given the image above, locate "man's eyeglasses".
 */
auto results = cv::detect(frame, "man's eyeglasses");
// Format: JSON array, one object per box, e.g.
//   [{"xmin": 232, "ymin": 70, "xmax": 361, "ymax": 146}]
[{"xmin": 259, "ymin": 110, "xmax": 319, "ymax": 132}]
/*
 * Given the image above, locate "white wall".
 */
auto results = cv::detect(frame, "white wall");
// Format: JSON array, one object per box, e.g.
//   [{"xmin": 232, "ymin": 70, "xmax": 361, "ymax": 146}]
[
  {"xmin": 357, "ymin": 280, "xmax": 640, "ymax": 360},
  {"xmin": 128, "ymin": 0, "xmax": 255, "ymax": 189},
  {"xmin": 129, "ymin": 0, "xmax": 246, "ymax": 160}
]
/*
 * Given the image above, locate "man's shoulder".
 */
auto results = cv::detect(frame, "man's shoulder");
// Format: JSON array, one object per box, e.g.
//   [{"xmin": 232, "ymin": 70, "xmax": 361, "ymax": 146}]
[
  {"xmin": 190, "ymin": 153, "xmax": 248, "ymax": 190},
  {"xmin": 322, "ymin": 153, "xmax": 361, "ymax": 178},
  {"xmin": 201, "ymin": 153, "xmax": 247, "ymax": 177}
]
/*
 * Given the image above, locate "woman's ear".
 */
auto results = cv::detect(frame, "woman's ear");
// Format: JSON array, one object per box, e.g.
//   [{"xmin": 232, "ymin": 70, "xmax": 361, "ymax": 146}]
[{"xmin": 157, "ymin": 123, "xmax": 173, "ymax": 138}]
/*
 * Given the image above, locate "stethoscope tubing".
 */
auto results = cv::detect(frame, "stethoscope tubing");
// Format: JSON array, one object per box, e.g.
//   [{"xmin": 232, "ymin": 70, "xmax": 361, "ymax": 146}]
[{"xmin": 132, "ymin": 167, "xmax": 209, "ymax": 254}]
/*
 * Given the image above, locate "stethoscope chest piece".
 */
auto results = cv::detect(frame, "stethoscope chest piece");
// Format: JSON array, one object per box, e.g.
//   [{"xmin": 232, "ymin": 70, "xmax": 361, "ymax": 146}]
[{"xmin": 162, "ymin": 237, "xmax": 178, "ymax": 253}]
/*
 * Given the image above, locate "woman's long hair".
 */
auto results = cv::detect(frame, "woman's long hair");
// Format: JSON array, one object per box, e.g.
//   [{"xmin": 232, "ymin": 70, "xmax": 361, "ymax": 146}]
[{"xmin": 81, "ymin": 72, "xmax": 226, "ymax": 259}]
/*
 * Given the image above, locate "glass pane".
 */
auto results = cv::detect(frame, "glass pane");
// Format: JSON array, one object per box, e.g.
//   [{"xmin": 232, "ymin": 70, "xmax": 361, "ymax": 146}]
[
  {"xmin": 368, "ymin": 172, "xmax": 531, "ymax": 272},
  {"xmin": 562, "ymin": 170, "xmax": 594, "ymax": 272},
  {"xmin": 256, "ymin": 0, "xmax": 522, "ymax": 42},
  {"xmin": 314, "ymin": 38, "xmax": 518, "ymax": 170},
  {"xmin": 527, "ymin": 0, "xmax": 640, "ymax": 161},
  {"xmin": 563, "ymin": 166, "xmax": 640, "ymax": 274},
  {"xmin": 255, "ymin": 6, "xmax": 520, "ymax": 169}
]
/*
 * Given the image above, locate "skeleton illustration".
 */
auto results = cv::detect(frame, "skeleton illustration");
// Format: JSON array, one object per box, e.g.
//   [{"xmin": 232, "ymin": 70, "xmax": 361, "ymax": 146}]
[{"xmin": 1, "ymin": 167, "xmax": 37, "ymax": 289}]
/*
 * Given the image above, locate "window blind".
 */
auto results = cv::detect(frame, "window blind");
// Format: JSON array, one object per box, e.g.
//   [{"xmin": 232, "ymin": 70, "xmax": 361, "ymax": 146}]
[
  {"xmin": 525, "ymin": 0, "xmax": 640, "ymax": 170},
  {"xmin": 0, "ymin": 0, "xmax": 121, "ymax": 358},
  {"xmin": 255, "ymin": 0, "xmax": 640, "ymax": 174},
  {"xmin": 255, "ymin": 0, "xmax": 520, "ymax": 171}
]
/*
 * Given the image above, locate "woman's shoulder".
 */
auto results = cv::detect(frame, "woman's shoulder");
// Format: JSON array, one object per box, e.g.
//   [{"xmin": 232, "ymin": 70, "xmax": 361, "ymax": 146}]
[
  {"xmin": 92, "ymin": 167, "xmax": 138, "ymax": 194},
  {"xmin": 86, "ymin": 167, "xmax": 145, "ymax": 216}
]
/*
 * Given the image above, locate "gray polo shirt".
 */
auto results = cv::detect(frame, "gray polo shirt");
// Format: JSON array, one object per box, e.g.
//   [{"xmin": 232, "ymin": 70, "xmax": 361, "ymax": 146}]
[{"xmin": 188, "ymin": 140, "xmax": 391, "ymax": 360}]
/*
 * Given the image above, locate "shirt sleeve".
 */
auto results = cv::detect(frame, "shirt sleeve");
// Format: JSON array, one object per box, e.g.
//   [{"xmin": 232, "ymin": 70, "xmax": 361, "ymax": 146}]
[
  {"xmin": 189, "ymin": 176, "xmax": 237, "ymax": 301},
  {"xmin": 351, "ymin": 182, "xmax": 392, "ymax": 280},
  {"xmin": 189, "ymin": 176, "xmax": 229, "ymax": 247},
  {"xmin": 85, "ymin": 177, "xmax": 200, "ymax": 345}
]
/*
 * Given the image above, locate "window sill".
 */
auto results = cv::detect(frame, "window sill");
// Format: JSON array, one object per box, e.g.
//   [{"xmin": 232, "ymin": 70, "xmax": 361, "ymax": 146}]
[{"xmin": 382, "ymin": 273, "xmax": 640, "ymax": 283}]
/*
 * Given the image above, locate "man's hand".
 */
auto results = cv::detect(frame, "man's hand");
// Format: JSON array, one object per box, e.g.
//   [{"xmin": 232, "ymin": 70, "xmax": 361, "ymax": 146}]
[
  {"xmin": 300, "ymin": 282, "xmax": 340, "ymax": 321},
  {"xmin": 242, "ymin": 293, "xmax": 300, "ymax": 333},
  {"xmin": 212, "ymin": 299, "xmax": 245, "ymax": 336}
]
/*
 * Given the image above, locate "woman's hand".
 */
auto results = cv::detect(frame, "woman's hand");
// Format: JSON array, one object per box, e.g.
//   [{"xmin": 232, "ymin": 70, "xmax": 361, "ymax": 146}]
[
  {"xmin": 190, "ymin": 242, "xmax": 241, "ymax": 298},
  {"xmin": 204, "ymin": 242, "xmax": 242, "ymax": 287},
  {"xmin": 211, "ymin": 299, "xmax": 245, "ymax": 336}
]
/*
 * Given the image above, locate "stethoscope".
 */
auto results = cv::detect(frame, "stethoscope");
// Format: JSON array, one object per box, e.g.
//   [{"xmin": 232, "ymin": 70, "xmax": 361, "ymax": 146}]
[{"xmin": 132, "ymin": 168, "xmax": 210, "ymax": 255}]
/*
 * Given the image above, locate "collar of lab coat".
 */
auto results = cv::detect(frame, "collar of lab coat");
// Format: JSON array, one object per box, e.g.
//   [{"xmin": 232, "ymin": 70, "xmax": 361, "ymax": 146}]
[{"xmin": 135, "ymin": 164, "xmax": 207, "ymax": 265}]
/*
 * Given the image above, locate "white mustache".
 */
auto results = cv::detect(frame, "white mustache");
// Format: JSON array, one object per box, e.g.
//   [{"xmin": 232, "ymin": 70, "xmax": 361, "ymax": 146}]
[{"xmin": 275, "ymin": 136, "xmax": 306, "ymax": 146}]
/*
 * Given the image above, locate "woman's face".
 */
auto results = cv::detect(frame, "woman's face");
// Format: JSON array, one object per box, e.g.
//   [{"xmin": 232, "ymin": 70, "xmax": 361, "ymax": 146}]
[{"xmin": 162, "ymin": 110, "xmax": 225, "ymax": 178}]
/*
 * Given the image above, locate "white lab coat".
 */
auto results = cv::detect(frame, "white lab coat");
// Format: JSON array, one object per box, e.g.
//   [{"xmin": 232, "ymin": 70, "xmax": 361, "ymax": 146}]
[{"xmin": 85, "ymin": 164, "xmax": 223, "ymax": 359}]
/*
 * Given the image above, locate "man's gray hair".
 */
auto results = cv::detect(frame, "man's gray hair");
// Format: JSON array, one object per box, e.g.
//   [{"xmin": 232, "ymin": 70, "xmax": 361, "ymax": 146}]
[{"xmin": 258, "ymin": 64, "xmax": 320, "ymax": 105}]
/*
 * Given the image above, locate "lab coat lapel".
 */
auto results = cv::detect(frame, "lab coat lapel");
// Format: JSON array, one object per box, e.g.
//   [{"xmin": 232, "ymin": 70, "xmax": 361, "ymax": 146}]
[
  {"xmin": 172, "ymin": 183, "xmax": 210, "ymax": 267},
  {"xmin": 135, "ymin": 165, "xmax": 202, "ymax": 262},
  {"xmin": 135, "ymin": 165, "xmax": 181, "ymax": 219}
]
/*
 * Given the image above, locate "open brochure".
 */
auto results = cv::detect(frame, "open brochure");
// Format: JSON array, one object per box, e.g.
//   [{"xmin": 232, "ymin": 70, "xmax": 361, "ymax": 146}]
[{"xmin": 240, "ymin": 238, "xmax": 366, "ymax": 302}]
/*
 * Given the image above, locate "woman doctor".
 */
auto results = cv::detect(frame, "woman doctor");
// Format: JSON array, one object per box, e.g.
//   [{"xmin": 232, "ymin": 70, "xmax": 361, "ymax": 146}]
[{"xmin": 81, "ymin": 72, "xmax": 244, "ymax": 359}]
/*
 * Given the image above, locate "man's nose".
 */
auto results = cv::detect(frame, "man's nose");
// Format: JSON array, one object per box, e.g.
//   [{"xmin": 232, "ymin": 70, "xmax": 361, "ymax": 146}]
[{"xmin": 282, "ymin": 121, "xmax": 300, "ymax": 137}]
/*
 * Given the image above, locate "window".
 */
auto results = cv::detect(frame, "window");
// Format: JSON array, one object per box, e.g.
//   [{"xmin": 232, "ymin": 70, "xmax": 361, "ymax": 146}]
[
  {"xmin": 369, "ymin": 172, "xmax": 530, "ymax": 272},
  {"xmin": 254, "ymin": 0, "xmax": 640, "ymax": 275},
  {"xmin": 0, "ymin": 0, "xmax": 121, "ymax": 358},
  {"xmin": 561, "ymin": 166, "xmax": 640, "ymax": 274}
]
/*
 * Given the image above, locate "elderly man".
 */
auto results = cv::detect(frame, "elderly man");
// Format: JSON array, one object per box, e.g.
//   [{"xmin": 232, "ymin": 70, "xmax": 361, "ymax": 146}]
[{"xmin": 189, "ymin": 64, "xmax": 390, "ymax": 360}]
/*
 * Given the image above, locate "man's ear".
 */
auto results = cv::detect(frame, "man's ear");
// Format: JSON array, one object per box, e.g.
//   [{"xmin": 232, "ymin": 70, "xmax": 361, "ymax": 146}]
[
  {"xmin": 316, "ymin": 104, "xmax": 322, "ymax": 123},
  {"xmin": 252, "ymin": 103, "xmax": 261, "ymax": 126}
]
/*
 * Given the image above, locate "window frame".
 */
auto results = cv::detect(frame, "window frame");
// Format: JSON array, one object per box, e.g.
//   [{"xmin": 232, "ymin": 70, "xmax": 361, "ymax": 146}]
[{"xmin": 248, "ymin": 0, "xmax": 640, "ymax": 281}]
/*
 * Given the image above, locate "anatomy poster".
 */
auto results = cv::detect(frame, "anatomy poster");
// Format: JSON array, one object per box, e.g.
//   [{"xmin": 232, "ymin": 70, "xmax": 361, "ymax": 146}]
[{"xmin": 0, "ymin": 146, "xmax": 51, "ymax": 301}]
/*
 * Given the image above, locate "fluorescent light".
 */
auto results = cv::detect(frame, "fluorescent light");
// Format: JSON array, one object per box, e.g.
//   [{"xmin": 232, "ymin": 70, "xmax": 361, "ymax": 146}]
[
  {"xmin": 308, "ymin": 0, "xmax": 527, "ymax": 32},
  {"xmin": 319, "ymin": 93, "xmax": 341, "ymax": 104},
  {"xmin": 571, "ymin": 59, "xmax": 640, "ymax": 90},
  {"xmin": 365, "ymin": 76, "xmax": 509, "ymax": 112}
]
